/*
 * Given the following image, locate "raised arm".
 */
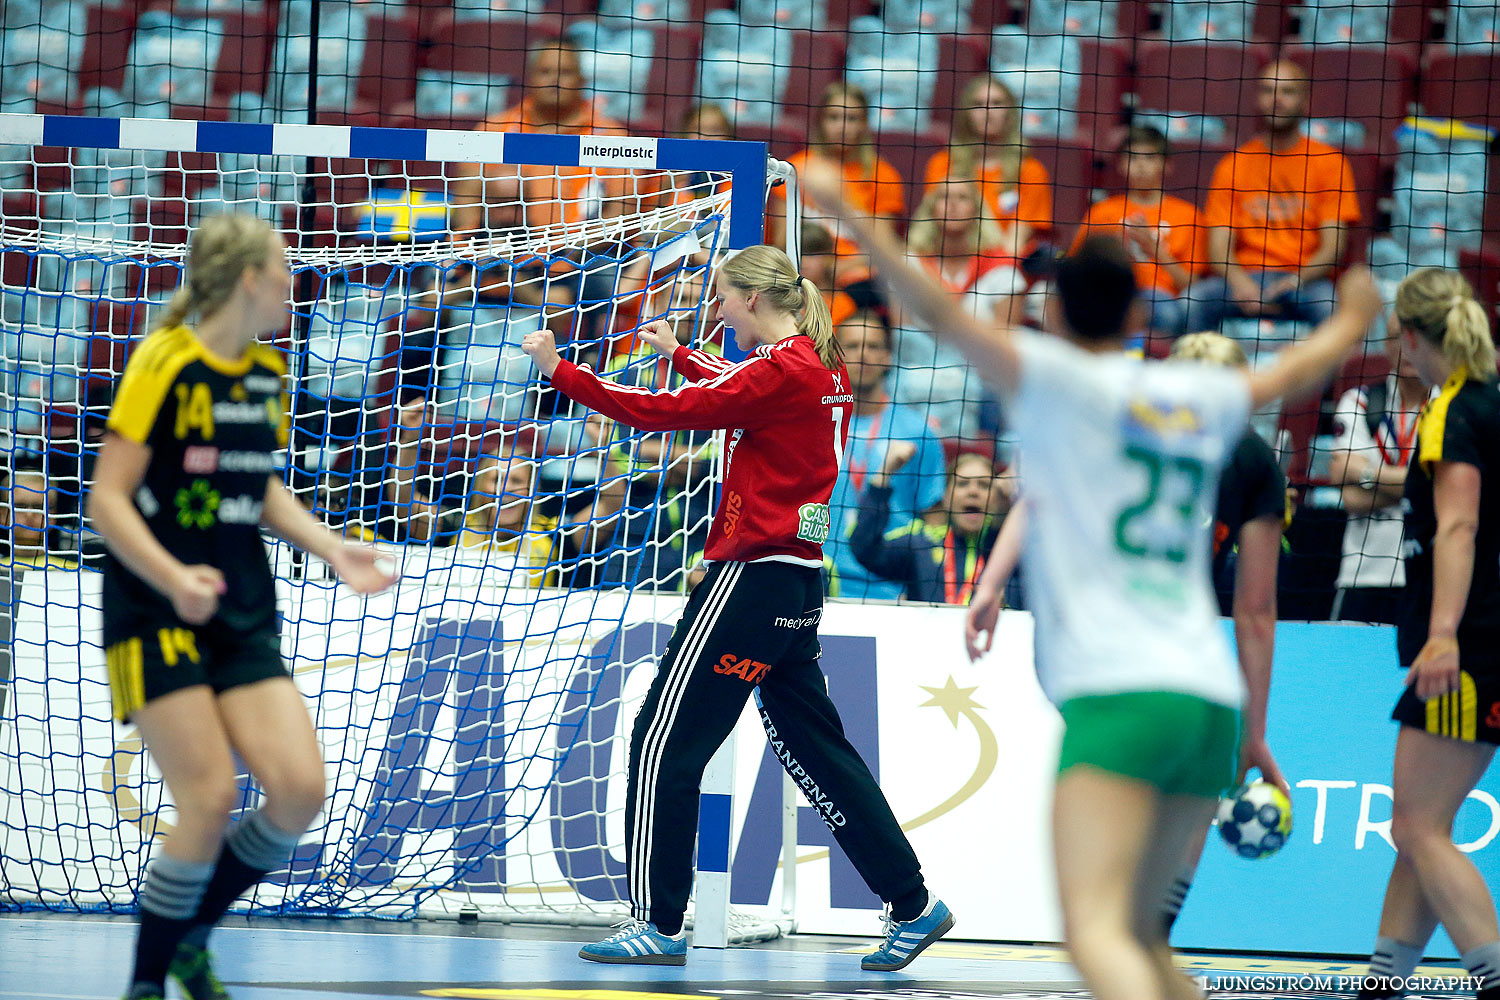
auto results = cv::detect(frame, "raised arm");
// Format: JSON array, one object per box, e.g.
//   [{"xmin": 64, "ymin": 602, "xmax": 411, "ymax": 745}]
[
  {"xmin": 1232, "ymin": 513, "xmax": 1288, "ymax": 792},
  {"xmin": 1246, "ymin": 266, "xmax": 1383, "ymax": 411},
  {"xmin": 799, "ymin": 162, "xmax": 1023, "ymax": 397},
  {"xmin": 523, "ymin": 329, "xmax": 783, "ymax": 432},
  {"xmin": 965, "ymin": 497, "xmax": 1027, "ymax": 662}
]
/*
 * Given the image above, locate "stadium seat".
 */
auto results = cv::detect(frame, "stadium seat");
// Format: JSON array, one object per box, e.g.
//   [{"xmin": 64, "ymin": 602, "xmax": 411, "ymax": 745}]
[
  {"xmin": 207, "ymin": 11, "xmax": 274, "ymax": 102},
  {"xmin": 881, "ymin": 0, "xmax": 972, "ymax": 33},
  {"xmin": 732, "ymin": 120, "xmax": 806, "ymax": 162},
  {"xmin": 1420, "ymin": 49, "xmax": 1500, "ymax": 130},
  {"xmin": 356, "ymin": 12, "xmax": 418, "ymax": 108},
  {"xmin": 636, "ymin": 26, "xmax": 702, "ymax": 136},
  {"xmin": 872, "ymin": 125, "xmax": 945, "ymax": 217},
  {"xmin": 1023, "ymin": 0, "xmax": 1150, "ymax": 37},
  {"xmin": 597, "ymin": 0, "xmax": 694, "ymax": 24},
  {"xmin": 927, "ymin": 35, "xmax": 989, "ymax": 129},
  {"xmin": 698, "ymin": 14, "xmax": 843, "ymax": 130},
  {"xmin": 991, "ymin": 30, "xmax": 1129, "ymax": 142},
  {"xmin": 126, "ymin": 12, "xmax": 226, "ymax": 117},
  {"xmin": 423, "ymin": 12, "xmax": 564, "ymax": 82},
  {"xmin": 1134, "ymin": 40, "xmax": 1275, "ymax": 145},
  {"xmin": 413, "ymin": 69, "xmax": 510, "ymax": 127},
  {"xmin": 451, "ymin": 0, "xmax": 554, "ymax": 22},
  {"xmin": 75, "ymin": 4, "xmax": 137, "ymax": 99},
  {"xmin": 738, "ymin": 0, "xmax": 828, "ymax": 31},
  {"xmin": 1024, "ymin": 136, "xmax": 1103, "ymax": 241},
  {"xmin": 1458, "ymin": 243, "xmax": 1500, "ymax": 333},
  {"xmin": 1296, "ymin": 0, "xmax": 1392, "ymax": 45},
  {"xmin": 1447, "ymin": 0, "xmax": 1500, "ymax": 46},
  {"xmin": 1, "ymin": 10, "xmax": 89, "ymax": 108},
  {"xmin": 845, "ymin": 17, "xmax": 941, "ymax": 133},
  {"xmin": 565, "ymin": 19, "xmax": 659, "ymax": 124},
  {"xmin": 1281, "ymin": 44, "xmax": 1416, "ymax": 153}
]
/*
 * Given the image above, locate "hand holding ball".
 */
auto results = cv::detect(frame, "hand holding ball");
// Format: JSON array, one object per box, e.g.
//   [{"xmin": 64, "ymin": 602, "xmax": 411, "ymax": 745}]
[{"xmin": 1217, "ymin": 779, "xmax": 1293, "ymax": 859}]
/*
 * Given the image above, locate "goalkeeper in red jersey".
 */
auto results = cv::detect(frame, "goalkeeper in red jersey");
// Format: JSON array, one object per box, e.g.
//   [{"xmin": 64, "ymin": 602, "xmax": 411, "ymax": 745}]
[
  {"xmin": 88, "ymin": 214, "xmax": 396, "ymax": 1000},
  {"xmin": 523, "ymin": 244, "xmax": 952, "ymax": 970}
]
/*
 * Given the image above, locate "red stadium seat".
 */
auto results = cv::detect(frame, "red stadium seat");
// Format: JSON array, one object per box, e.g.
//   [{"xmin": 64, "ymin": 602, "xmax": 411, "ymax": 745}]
[
  {"xmin": 1334, "ymin": 351, "xmax": 1391, "ymax": 402},
  {"xmin": 1459, "ymin": 243, "xmax": 1500, "ymax": 335},
  {"xmin": 206, "ymin": 12, "xmax": 275, "ymax": 100},
  {"xmin": 356, "ymin": 12, "xmax": 419, "ymax": 108},
  {"xmin": 775, "ymin": 29, "xmax": 849, "ymax": 127},
  {"xmin": 872, "ymin": 125, "xmax": 946, "ymax": 219},
  {"xmin": 1254, "ymin": 0, "xmax": 1293, "ymax": 42},
  {"xmin": 928, "ymin": 35, "xmax": 992, "ymax": 130},
  {"xmin": 1388, "ymin": 0, "xmax": 1442, "ymax": 43},
  {"xmin": 823, "ymin": 0, "xmax": 877, "ymax": 28},
  {"xmin": 1420, "ymin": 49, "xmax": 1500, "ymax": 131},
  {"xmin": 1022, "ymin": 135, "xmax": 1103, "ymax": 242},
  {"xmin": 1134, "ymin": 40, "xmax": 1275, "ymax": 145},
  {"xmin": 424, "ymin": 12, "xmax": 566, "ymax": 79},
  {"xmin": 733, "ymin": 120, "xmax": 808, "ymax": 163},
  {"xmin": 77, "ymin": 4, "xmax": 138, "ymax": 95},
  {"xmin": 638, "ymin": 25, "xmax": 705, "ymax": 137},
  {"xmin": 1281, "ymin": 43, "xmax": 1416, "ymax": 153}
]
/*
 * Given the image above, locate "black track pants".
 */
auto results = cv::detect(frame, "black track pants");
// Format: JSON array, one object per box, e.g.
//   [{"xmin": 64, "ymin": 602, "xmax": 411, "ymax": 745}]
[{"xmin": 624, "ymin": 559, "xmax": 925, "ymax": 928}]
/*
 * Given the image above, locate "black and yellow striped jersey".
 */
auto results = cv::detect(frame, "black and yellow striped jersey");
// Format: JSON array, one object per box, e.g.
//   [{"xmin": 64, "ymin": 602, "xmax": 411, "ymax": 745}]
[
  {"xmin": 100, "ymin": 324, "xmax": 289, "ymax": 634},
  {"xmin": 1398, "ymin": 370, "xmax": 1500, "ymax": 666}
]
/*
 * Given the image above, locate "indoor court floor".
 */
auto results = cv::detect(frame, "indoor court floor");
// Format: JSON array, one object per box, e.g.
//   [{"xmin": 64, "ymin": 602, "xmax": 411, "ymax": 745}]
[{"xmin": 0, "ymin": 913, "xmax": 1480, "ymax": 1000}]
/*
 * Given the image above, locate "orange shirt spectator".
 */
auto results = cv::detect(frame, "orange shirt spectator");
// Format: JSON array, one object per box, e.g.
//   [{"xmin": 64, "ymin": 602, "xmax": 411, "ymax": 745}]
[
  {"xmin": 923, "ymin": 76, "xmax": 1054, "ymax": 258},
  {"xmin": 453, "ymin": 40, "xmax": 650, "ymax": 237},
  {"xmin": 1072, "ymin": 194, "xmax": 1206, "ymax": 295},
  {"xmin": 1204, "ymin": 135, "xmax": 1360, "ymax": 273},
  {"xmin": 924, "ymin": 151, "xmax": 1053, "ymax": 244},
  {"xmin": 775, "ymin": 149, "xmax": 906, "ymax": 258},
  {"xmin": 768, "ymin": 82, "xmax": 906, "ymax": 262}
]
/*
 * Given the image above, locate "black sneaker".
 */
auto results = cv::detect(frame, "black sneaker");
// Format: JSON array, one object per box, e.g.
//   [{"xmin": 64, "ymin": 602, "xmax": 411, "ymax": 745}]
[
  {"xmin": 169, "ymin": 942, "xmax": 231, "ymax": 1000},
  {"xmin": 123, "ymin": 985, "xmax": 165, "ymax": 1000}
]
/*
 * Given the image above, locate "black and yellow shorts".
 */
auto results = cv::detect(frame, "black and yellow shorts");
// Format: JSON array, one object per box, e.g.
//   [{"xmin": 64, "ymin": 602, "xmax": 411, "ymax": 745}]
[
  {"xmin": 1393, "ymin": 665, "xmax": 1500, "ymax": 745},
  {"xmin": 103, "ymin": 621, "xmax": 288, "ymax": 722}
]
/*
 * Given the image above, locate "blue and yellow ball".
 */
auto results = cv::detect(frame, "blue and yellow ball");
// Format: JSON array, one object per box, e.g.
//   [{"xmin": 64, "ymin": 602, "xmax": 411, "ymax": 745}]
[{"xmin": 1216, "ymin": 780, "xmax": 1293, "ymax": 859}]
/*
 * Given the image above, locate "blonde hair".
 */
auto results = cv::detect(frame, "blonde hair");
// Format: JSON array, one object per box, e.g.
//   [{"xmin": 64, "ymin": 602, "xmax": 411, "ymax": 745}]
[
  {"xmin": 1395, "ymin": 267, "xmax": 1496, "ymax": 382},
  {"xmin": 949, "ymin": 75, "xmax": 1024, "ymax": 190},
  {"xmin": 152, "ymin": 213, "xmax": 276, "ymax": 333},
  {"xmin": 720, "ymin": 245, "xmax": 840, "ymax": 370},
  {"xmin": 907, "ymin": 178, "xmax": 1006, "ymax": 257},
  {"xmin": 811, "ymin": 81, "xmax": 876, "ymax": 174},
  {"xmin": 1170, "ymin": 331, "xmax": 1249, "ymax": 369}
]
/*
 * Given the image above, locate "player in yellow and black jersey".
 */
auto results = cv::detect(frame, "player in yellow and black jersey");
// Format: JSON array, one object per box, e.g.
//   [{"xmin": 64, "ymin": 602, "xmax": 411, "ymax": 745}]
[
  {"xmin": 1358, "ymin": 269, "xmax": 1500, "ymax": 1000},
  {"xmin": 88, "ymin": 214, "xmax": 396, "ymax": 1000}
]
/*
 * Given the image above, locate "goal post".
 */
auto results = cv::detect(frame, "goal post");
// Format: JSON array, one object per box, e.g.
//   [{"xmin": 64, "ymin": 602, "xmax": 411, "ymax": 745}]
[{"xmin": 0, "ymin": 111, "xmax": 798, "ymax": 942}]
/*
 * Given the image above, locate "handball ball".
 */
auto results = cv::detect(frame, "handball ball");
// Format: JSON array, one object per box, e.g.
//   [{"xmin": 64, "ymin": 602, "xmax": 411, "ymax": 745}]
[{"xmin": 1216, "ymin": 779, "xmax": 1293, "ymax": 860}]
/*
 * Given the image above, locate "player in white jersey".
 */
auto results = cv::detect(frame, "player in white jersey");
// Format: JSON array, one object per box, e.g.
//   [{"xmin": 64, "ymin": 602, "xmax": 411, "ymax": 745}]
[{"xmin": 804, "ymin": 161, "xmax": 1382, "ymax": 1000}]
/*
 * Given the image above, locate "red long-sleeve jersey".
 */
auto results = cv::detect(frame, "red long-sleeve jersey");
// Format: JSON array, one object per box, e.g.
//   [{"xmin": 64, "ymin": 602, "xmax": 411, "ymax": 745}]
[{"xmin": 549, "ymin": 334, "xmax": 853, "ymax": 566}]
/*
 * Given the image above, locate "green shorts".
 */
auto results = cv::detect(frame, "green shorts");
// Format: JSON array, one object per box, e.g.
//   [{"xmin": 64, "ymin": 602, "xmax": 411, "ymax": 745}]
[{"xmin": 1057, "ymin": 691, "xmax": 1241, "ymax": 799}]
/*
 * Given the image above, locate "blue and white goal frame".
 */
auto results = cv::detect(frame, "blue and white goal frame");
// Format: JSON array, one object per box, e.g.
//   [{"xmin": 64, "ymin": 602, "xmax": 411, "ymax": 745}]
[
  {"xmin": 0, "ymin": 112, "xmax": 797, "ymax": 946},
  {"xmin": 0, "ymin": 112, "xmax": 772, "ymax": 252}
]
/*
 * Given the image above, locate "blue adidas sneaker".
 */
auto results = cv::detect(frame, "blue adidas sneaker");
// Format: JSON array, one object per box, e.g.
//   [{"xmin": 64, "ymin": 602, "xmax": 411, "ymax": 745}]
[
  {"xmin": 861, "ymin": 896, "xmax": 954, "ymax": 971},
  {"xmin": 579, "ymin": 919, "xmax": 688, "ymax": 966}
]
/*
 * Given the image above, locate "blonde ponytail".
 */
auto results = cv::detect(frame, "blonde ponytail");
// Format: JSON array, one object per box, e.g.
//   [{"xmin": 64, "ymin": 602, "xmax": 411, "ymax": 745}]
[
  {"xmin": 1395, "ymin": 267, "xmax": 1497, "ymax": 382},
  {"xmin": 720, "ymin": 245, "xmax": 844, "ymax": 370},
  {"xmin": 152, "ymin": 212, "xmax": 276, "ymax": 334}
]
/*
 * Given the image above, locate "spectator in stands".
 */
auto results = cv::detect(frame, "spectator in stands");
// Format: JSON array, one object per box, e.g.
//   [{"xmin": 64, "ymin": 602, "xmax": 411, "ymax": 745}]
[
  {"xmin": 0, "ymin": 466, "xmax": 74, "ymax": 570},
  {"xmin": 907, "ymin": 178, "xmax": 1026, "ymax": 328},
  {"xmin": 376, "ymin": 396, "xmax": 465, "ymax": 545},
  {"xmin": 826, "ymin": 308, "xmax": 947, "ymax": 600},
  {"xmin": 456, "ymin": 447, "xmax": 558, "ymax": 586},
  {"xmin": 1071, "ymin": 126, "xmax": 1207, "ymax": 339},
  {"xmin": 451, "ymin": 38, "xmax": 641, "ymax": 235},
  {"xmin": 665, "ymin": 103, "xmax": 735, "ymax": 211},
  {"xmin": 894, "ymin": 178, "xmax": 1023, "ymax": 440},
  {"xmin": 1191, "ymin": 60, "xmax": 1362, "ymax": 332},
  {"xmin": 1328, "ymin": 318, "xmax": 1429, "ymax": 625},
  {"xmin": 924, "ymin": 75, "xmax": 1054, "ymax": 264},
  {"xmin": 850, "ymin": 442, "xmax": 1012, "ymax": 605},
  {"xmin": 769, "ymin": 82, "xmax": 906, "ymax": 277},
  {"xmin": 802, "ymin": 222, "xmax": 885, "ymax": 329}
]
